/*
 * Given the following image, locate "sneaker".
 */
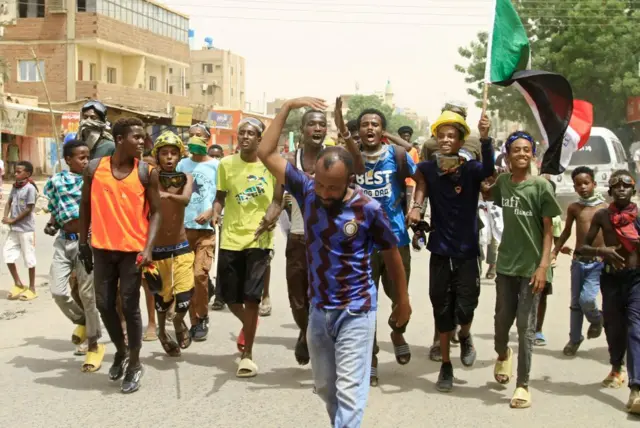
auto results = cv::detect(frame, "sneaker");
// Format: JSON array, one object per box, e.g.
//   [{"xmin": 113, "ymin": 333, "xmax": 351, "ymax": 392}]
[
  {"xmin": 121, "ymin": 365, "xmax": 144, "ymax": 394},
  {"xmin": 627, "ymin": 387, "xmax": 640, "ymax": 414},
  {"xmin": 563, "ymin": 338, "xmax": 584, "ymax": 356},
  {"xmin": 429, "ymin": 342, "xmax": 442, "ymax": 362},
  {"xmin": 109, "ymin": 353, "xmax": 129, "ymax": 381},
  {"xmin": 436, "ymin": 362, "xmax": 454, "ymax": 393},
  {"xmin": 192, "ymin": 317, "xmax": 209, "ymax": 342},
  {"xmin": 460, "ymin": 334, "xmax": 477, "ymax": 367}
]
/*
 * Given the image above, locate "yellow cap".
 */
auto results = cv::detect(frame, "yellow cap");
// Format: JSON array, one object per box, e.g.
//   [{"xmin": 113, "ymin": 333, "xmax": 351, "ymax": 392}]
[
  {"xmin": 430, "ymin": 111, "xmax": 471, "ymax": 139},
  {"xmin": 324, "ymin": 137, "xmax": 336, "ymax": 146},
  {"xmin": 153, "ymin": 130, "xmax": 185, "ymax": 157}
]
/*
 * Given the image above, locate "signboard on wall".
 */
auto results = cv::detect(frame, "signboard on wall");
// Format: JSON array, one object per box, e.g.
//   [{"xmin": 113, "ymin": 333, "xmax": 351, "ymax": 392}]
[
  {"xmin": 172, "ymin": 106, "xmax": 193, "ymax": 127},
  {"xmin": 61, "ymin": 112, "xmax": 81, "ymax": 135},
  {"xmin": 0, "ymin": 107, "xmax": 28, "ymax": 136},
  {"xmin": 208, "ymin": 111, "xmax": 234, "ymax": 130}
]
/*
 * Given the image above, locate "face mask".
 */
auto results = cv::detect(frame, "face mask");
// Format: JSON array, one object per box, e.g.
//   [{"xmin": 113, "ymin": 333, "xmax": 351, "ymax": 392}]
[
  {"xmin": 78, "ymin": 119, "xmax": 105, "ymax": 150},
  {"xmin": 188, "ymin": 143, "xmax": 208, "ymax": 156}
]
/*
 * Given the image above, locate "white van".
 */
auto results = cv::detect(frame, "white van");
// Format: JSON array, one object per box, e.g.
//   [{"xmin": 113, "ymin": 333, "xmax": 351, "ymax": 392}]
[{"xmin": 553, "ymin": 127, "xmax": 628, "ymax": 211}]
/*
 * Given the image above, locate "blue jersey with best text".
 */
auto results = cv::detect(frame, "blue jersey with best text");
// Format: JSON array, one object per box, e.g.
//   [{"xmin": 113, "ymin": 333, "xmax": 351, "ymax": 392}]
[{"xmin": 355, "ymin": 145, "xmax": 416, "ymax": 247}]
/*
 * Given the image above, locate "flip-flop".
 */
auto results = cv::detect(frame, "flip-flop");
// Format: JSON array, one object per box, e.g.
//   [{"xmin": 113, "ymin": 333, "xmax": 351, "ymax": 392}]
[
  {"xmin": 72, "ymin": 325, "xmax": 87, "ymax": 345},
  {"xmin": 175, "ymin": 320, "xmax": 192, "ymax": 350},
  {"xmin": 81, "ymin": 344, "xmax": 106, "ymax": 373},
  {"xmin": 236, "ymin": 358, "xmax": 258, "ymax": 378},
  {"xmin": 143, "ymin": 328, "xmax": 158, "ymax": 342},
  {"xmin": 74, "ymin": 342, "xmax": 88, "ymax": 356},
  {"xmin": 510, "ymin": 387, "xmax": 532, "ymax": 409},
  {"xmin": 534, "ymin": 332, "xmax": 547, "ymax": 347},
  {"xmin": 159, "ymin": 333, "xmax": 181, "ymax": 357},
  {"xmin": 19, "ymin": 290, "xmax": 38, "ymax": 301},
  {"xmin": 7, "ymin": 285, "xmax": 26, "ymax": 300},
  {"xmin": 391, "ymin": 332, "xmax": 411, "ymax": 365},
  {"xmin": 259, "ymin": 297, "xmax": 272, "ymax": 317},
  {"xmin": 494, "ymin": 347, "xmax": 513, "ymax": 385}
]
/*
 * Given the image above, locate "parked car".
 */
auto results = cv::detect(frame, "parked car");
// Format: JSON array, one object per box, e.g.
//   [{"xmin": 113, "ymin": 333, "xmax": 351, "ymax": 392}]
[{"xmin": 552, "ymin": 127, "xmax": 628, "ymax": 214}]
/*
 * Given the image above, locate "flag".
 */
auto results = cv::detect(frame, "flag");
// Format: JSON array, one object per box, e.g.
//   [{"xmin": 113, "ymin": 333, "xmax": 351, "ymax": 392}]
[
  {"xmin": 494, "ymin": 70, "xmax": 575, "ymax": 175},
  {"xmin": 555, "ymin": 100, "xmax": 593, "ymax": 171},
  {"xmin": 485, "ymin": 0, "xmax": 531, "ymax": 83}
]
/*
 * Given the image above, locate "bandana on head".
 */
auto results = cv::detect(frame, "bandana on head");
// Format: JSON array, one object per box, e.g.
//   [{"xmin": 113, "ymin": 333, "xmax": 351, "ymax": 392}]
[
  {"xmin": 187, "ymin": 136, "xmax": 208, "ymax": 156},
  {"xmin": 504, "ymin": 131, "xmax": 536, "ymax": 155},
  {"xmin": 189, "ymin": 123, "xmax": 210, "ymax": 138},
  {"xmin": 238, "ymin": 117, "xmax": 265, "ymax": 134},
  {"xmin": 152, "ymin": 130, "xmax": 185, "ymax": 157}
]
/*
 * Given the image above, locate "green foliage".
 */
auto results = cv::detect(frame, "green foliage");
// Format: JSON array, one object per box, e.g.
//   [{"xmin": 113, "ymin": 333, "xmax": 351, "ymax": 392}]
[
  {"xmin": 456, "ymin": 0, "xmax": 640, "ymax": 129},
  {"xmin": 280, "ymin": 108, "xmax": 304, "ymax": 141},
  {"xmin": 345, "ymin": 94, "xmax": 424, "ymax": 137}
]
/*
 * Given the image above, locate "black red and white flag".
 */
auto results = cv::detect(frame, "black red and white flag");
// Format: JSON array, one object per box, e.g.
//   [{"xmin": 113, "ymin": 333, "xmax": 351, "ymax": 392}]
[{"xmin": 494, "ymin": 70, "xmax": 592, "ymax": 175}]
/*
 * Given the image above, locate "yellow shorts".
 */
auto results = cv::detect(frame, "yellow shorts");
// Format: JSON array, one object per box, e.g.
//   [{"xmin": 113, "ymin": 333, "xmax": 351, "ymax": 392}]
[{"xmin": 152, "ymin": 246, "xmax": 195, "ymax": 303}]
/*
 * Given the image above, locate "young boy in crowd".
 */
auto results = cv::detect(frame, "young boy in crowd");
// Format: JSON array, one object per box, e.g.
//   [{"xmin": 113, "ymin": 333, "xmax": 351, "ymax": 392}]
[
  {"xmin": 533, "ymin": 179, "xmax": 564, "ymax": 347},
  {"xmin": 4, "ymin": 161, "xmax": 38, "ymax": 301},
  {"xmin": 552, "ymin": 166, "xmax": 607, "ymax": 355},
  {"xmin": 491, "ymin": 131, "xmax": 562, "ymax": 409},
  {"xmin": 151, "ymin": 131, "xmax": 195, "ymax": 356},
  {"xmin": 578, "ymin": 170, "xmax": 640, "ymax": 413},
  {"xmin": 44, "ymin": 140, "xmax": 104, "ymax": 371}
]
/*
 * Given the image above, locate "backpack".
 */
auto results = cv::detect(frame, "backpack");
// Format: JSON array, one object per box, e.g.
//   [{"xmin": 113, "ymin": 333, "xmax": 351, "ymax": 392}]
[
  {"xmin": 392, "ymin": 145, "xmax": 410, "ymax": 214},
  {"xmin": 87, "ymin": 157, "xmax": 150, "ymax": 188}
]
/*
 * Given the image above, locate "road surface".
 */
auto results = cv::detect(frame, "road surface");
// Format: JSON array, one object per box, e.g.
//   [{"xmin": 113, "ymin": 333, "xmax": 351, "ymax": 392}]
[{"xmin": 0, "ymin": 215, "xmax": 637, "ymax": 427}]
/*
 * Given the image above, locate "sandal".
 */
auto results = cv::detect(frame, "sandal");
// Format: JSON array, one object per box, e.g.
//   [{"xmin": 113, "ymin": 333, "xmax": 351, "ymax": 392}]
[
  {"xmin": 74, "ymin": 342, "xmax": 88, "ymax": 356},
  {"xmin": 211, "ymin": 296, "xmax": 225, "ymax": 311},
  {"xmin": 563, "ymin": 338, "xmax": 583, "ymax": 356},
  {"xmin": 494, "ymin": 347, "xmax": 513, "ymax": 385},
  {"xmin": 485, "ymin": 265, "xmax": 496, "ymax": 280},
  {"xmin": 259, "ymin": 297, "xmax": 272, "ymax": 317},
  {"xmin": 391, "ymin": 332, "xmax": 411, "ymax": 365},
  {"xmin": 81, "ymin": 344, "xmax": 106, "ymax": 373},
  {"xmin": 370, "ymin": 355, "xmax": 379, "ymax": 387},
  {"xmin": 236, "ymin": 357, "xmax": 259, "ymax": 378},
  {"xmin": 143, "ymin": 326, "xmax": 158, "ymax": 342},
  {"xmin": 533, "ymin": 332, "xmax": 547, "ymax": 347},
  {"xmin": 72, "ymin": 325, "xmax": 87, "ymax": 345},
  {"xmin": 429, "ymin": 341, "xmax": 442, "ymax": 362},
  {"xmin": 175, "ymin": 320, "xmax": 192, "ymax": 350},
  {"xmin": 602, "ymin": 369, "xmax": 626, "ymax": 389},
  {"xmin": 510, "ymin": 387, "xmax": 532, "ymax": 409},
  {"xmin": 19, "ymin": 289, "xmax": 38, "ymax": 301},
  {"xmin": 7, "ymin": 284, "xmax": 26, "ymax": 300},
  {"xmin": 159, "ymin": 332, "xmax": 181, "ymax": 357}
]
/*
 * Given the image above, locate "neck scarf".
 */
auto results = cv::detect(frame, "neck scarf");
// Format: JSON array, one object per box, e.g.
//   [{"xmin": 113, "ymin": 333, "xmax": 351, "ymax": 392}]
[
  {"xmin": 78, "ymin": 119, "xmax": 110, "ymax": 149},
  {"xmin": 187, "ymin": 136, "xmax": 208, "ymax": 156},
  {"xmin": 609, "ymin": 202, "xmax": 640, "ymax": 252},
  {"xmin": 14, "ymin": 178, "xmax": 36, "ymax": 191},
  {"xmin": 578, "ymin": 192, "xmax": 606, "ymax": 207}
]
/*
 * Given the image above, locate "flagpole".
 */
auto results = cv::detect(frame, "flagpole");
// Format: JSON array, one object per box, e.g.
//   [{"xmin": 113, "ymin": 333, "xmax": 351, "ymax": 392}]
[
  {"xmin": 482, "ymin": 0, "xmax": 497, "ymax": 116},
  {"xmin": 482, "ymin": 83, "xmax": 490, "ymax": 115}
]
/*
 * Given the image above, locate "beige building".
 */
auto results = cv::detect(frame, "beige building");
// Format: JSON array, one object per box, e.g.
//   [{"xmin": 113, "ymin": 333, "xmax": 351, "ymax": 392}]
[{"xmin": 187, "ymin": 47, "xmax": 246, "ymax": 110}]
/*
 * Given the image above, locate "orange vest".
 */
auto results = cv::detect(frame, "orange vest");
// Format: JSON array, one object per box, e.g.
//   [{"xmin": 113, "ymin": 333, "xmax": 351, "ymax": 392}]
[{"xmin": 90, "ymin": 157, "xmax": 149, "ymax": 252}]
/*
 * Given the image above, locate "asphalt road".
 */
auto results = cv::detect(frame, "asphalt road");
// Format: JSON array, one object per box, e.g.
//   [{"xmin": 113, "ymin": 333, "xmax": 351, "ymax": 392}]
[{"xmin": 0, "ymin": 215, "xmax": 638, "ymax": 427}]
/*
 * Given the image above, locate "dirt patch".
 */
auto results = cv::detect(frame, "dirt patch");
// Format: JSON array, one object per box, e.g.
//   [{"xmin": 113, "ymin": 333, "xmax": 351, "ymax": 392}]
[{"xmin": 0, "ymin": 308, "xmax": 26, "ymax": 321}]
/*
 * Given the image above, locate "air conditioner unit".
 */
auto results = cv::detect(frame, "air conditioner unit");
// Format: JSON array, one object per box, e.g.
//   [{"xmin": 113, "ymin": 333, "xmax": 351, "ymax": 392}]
[{"xmin": 48, "ymin": 0, "xmax": 67, "ymax": 13}]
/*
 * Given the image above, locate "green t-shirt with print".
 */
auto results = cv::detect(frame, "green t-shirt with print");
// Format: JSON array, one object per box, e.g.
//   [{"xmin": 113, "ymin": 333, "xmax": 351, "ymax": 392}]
[{"xmin": 492, "ymin": 174, "xmax": 562, "ymax": 282}]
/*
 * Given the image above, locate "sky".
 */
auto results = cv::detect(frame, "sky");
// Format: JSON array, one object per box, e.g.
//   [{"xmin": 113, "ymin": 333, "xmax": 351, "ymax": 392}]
[{"xmin": 161, "ymin": 0, "xmax": 494, "ymax": 124}]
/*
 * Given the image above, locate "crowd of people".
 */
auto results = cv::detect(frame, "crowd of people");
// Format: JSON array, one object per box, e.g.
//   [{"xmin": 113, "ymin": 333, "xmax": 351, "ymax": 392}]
[{"xmin": 2, "ymin": 96, "xmax": 640, "ymax": 426}]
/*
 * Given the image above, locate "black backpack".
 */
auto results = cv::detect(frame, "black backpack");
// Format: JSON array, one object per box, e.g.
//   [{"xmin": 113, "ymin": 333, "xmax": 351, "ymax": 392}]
[
  {"xmin": 87, "ymin": 157, "xmax": 150, "ymax": 188},
  {"xmin": 392, "ymin": 145, "xmax": 410, "ymax": 214}
]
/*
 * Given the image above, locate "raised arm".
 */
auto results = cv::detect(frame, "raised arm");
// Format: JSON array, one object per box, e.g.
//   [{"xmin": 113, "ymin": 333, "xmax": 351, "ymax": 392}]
[
  {"xmin": 478, "ymin": 114, "xmax": 495, "ymax": 179},
  {"xmin": 334, "ymin": 96, "xmax": 365, "ymax": 174},
  {"xmin": 383, "ymin": 131, "xmax": 413, "ymax": 151},
  {"xmin": 258, "ymin": 97, "xmax": 328, "ymax": 184}
]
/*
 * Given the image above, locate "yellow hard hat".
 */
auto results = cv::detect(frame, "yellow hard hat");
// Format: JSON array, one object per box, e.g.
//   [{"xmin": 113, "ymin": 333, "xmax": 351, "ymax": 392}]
[
  {"xmin": 431, "ymin": 111, "xmax": 471, "ymax": 139},
  {"xmin": 324, "ymin": 137, "xmax": 336, "ymax": 146},
  {"xmin": 153, "ymin": 130, "xmax": 185, "ymax": 157}
]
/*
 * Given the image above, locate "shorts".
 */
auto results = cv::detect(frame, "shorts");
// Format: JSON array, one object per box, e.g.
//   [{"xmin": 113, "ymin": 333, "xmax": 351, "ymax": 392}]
[
  {"xmin": 3, "ymin": 231, "xmax": 36, "ymax": 268},
  {"xmin": 286, "ymin": 234, "xmax": 309, "ymax": 311},
  {"xmin": 151, "ymin": 241, "xmax": 195, "ymax": 313},
  {"xmin": 218, "ymin": 248, "xmax": 272, "ymax": 305},
  {"xmin": 429, "ymin": 253, "xmax": 480, "ymax": 333}
]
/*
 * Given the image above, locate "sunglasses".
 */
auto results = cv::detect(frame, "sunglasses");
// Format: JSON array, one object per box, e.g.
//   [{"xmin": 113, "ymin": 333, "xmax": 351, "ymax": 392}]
[
  {"xmin": 609, "ymin": 175, "xmax": 636, "ymax": 187},
  {"xmin": 159, "ymin": 171, "xmax": 187, "ymax": 189},
  {"xmin": 82, "ymin": 100, "xmax": 107, "ymax": 115}
]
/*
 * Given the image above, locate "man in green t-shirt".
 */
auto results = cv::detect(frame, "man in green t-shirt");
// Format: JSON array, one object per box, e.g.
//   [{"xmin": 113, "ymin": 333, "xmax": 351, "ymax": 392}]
[
  {"xmin": 491, "ymin": 131, "xmax": 562, "ymax": 410},
  {"xmin": 211, "ymin": 117, "xmax": 283, "ymax": 378}
]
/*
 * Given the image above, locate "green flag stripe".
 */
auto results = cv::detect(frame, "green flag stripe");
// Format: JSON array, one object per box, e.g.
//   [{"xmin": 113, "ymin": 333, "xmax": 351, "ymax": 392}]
[{"xmin": 487, "ymin": 0, "xmax": 531, "ymax": 83}]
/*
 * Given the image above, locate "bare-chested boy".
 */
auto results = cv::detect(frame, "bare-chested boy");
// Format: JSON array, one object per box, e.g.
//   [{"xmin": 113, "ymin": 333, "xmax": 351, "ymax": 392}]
[
  {"xmin": 552, "ymin": 166, "xmax": 607, "ymax": 356},
  {"xmin": 578, "ymin": 170, "xmax": 640, "ymax": 414},
  {"xmin": 150, "ymin": 131, "xmax": 194, "ymax": 356}
]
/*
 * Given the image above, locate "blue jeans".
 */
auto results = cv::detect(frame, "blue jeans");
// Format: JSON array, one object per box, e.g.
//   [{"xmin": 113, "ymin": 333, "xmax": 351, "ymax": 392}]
[
  {"xmin": 569, "ymin": 260, "xmax": 604, "ymax": 344},
  {"xmin": 307, "ymin": 306, "xmax": 376, "ymax": 428}
]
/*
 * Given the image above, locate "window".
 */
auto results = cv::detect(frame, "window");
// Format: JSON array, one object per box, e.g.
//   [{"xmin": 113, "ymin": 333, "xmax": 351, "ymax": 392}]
[
  {"xmin": 569, "ymin": 136, "xmax": 611, "ymax": 166},
  {"xmin": 203, "ymin": 64, "xmax": 213, "ymax": 73},
  {"xmin": 185, "ymin": 83, "xmax": 190, "ymax": 89},
  {"xmin": 169, "ymin": 86, "xmax": 173, "ymax": 95},
  {"xmin": 89, "ymin": 63, "xmax": 96, "ymax": 80},
  {"xmin": 77, "ymin": 60, "xmax": 84, "ymax": 81},
  {"xmin": 18, "ymin": 60, "xmax": 45, "ymax": 82},
  {"xmin": 149, "ymin": 76, "xmax": 157, "ymax": 91},
  {"xmin": 215, "ymin": 64, "xmax": 221, "ymax": 70},
  {"xmin": 206, "ymin": 86, "xmax": 213, "ymax": 95},
  {"xmin": 19, "ymin": 0, "xmax": 45, "ymax": 18},
  {"xmin": 106, "ymin": 67, "xmax": 117, "ymax": 84},
  {"xmin": 77, "ymin": 0, "xmax": 97, "ymax": 12},
  {"xmin": 169, "ymin": 68, "xmax": 173, "ymax": 74}
]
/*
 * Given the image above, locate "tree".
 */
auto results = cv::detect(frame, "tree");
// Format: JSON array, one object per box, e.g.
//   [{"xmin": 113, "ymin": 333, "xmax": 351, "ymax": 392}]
[
  {"xmin": 280, "ymin": 108, "xmax": 304, "ymax": 142},
  {"xmin": 456, "ymin": 0, "xmax": 640, "ymax": 130},
  {"xmin": 345, "ymin": 94, "xmax": 424, "ymax": 137}
]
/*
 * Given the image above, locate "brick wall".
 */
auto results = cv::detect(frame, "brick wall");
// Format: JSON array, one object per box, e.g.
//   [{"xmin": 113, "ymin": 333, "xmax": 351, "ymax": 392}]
[
  {"xmin": 76, "ymin": 81, "xmax": 190, "ymax": 114},
  {"xmin": 76, "ymin": 14, "xmax": 189, "ymax": 63}
]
